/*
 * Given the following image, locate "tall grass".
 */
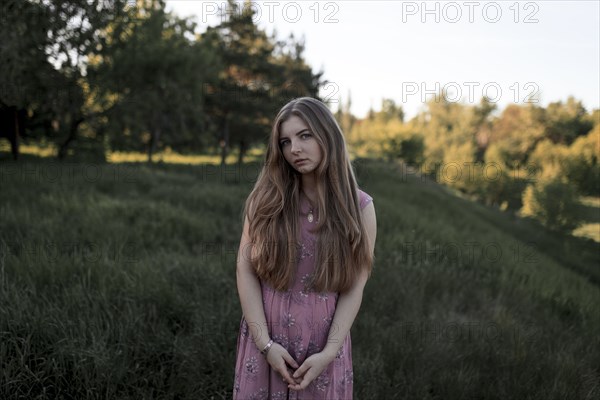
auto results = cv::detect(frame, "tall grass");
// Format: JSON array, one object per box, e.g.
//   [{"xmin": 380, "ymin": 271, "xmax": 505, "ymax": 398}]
[{"xmin": 0, "ymin": 155, "xmax": 598, "ymax": 399}]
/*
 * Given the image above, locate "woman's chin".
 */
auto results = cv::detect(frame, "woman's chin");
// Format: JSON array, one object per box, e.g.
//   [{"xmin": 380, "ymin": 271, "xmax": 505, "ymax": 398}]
[{"xmin": 296, "ymin": 165, "xmax": 314, "ymax": 174}]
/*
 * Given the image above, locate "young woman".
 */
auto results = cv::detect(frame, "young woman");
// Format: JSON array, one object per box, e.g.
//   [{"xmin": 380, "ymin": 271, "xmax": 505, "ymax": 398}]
[{"xmin": 233, "ymin": 97, "xmax": 377, "ymax": 399}]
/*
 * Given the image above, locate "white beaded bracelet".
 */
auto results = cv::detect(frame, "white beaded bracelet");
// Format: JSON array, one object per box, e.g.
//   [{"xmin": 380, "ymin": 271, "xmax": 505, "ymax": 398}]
[{"xmin": 260, "ymin": 339, "xmax": 274, "ymax": 355}]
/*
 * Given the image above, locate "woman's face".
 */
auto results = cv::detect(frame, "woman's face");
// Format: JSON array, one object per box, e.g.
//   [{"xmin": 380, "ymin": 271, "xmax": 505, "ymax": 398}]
[{"xmin": 278, "ymin": 115, "xmax": 323, "ymax": 175}]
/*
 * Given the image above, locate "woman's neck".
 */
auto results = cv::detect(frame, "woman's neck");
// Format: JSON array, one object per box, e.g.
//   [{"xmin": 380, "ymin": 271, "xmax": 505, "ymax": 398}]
[{"xmin": 300, "ymin": 174, "xmax": 317, "ymax": 204}]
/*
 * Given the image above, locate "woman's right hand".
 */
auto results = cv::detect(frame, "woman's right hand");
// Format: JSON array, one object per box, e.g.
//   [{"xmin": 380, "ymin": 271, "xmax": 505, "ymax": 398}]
[{"xmin": 265, "ymin": 342, "xmax": 301, "ymax": 385}]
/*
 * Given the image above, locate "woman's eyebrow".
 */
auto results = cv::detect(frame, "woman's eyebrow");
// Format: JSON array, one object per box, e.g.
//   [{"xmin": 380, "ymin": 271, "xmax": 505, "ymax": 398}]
[{"xmin": 280, "ymin": 129, "xmax": 309, "ymax": 141}]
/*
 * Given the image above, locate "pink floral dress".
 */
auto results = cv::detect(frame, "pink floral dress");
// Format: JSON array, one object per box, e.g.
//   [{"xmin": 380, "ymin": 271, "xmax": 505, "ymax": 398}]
[{"xmin": 233, "ymin": 189, "xmax": 374, "ymax": 400}]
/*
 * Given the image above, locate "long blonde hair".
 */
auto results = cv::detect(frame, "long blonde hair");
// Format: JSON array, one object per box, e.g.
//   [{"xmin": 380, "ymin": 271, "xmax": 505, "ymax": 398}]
[{"xmin": 244, "ymin": 97, "xmax": 373, "ymax": 293}]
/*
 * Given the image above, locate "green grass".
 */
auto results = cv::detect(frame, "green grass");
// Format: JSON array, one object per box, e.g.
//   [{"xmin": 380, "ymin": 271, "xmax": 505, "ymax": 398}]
[{"xmin": 0, "ymin": 154, "xmax": 599, "ymax": 399}]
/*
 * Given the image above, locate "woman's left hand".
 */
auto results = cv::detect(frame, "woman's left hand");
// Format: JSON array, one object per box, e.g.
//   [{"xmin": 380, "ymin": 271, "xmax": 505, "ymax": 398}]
[{"xmin": 288, "ymin": 352, "xmax": 334, "ymax": 391}]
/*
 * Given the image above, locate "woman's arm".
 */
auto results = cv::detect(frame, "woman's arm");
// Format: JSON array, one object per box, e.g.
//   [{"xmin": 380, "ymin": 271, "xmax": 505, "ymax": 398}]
[
  {"xmin": 321, "ymin": 200, "xmax": 377, "ymax": 360},
  {"xmin": 236, "ymin": 216, "xmax": 301, "ymax": 385},
  {"xmin": 320, "ymin": 268, "xmax": 369, "ymax": 360},
  {"xmin": 236, "ymin": 216, "xmax": 270, "ymax": 350},
  {"xmin": 290, "ymin": 201, "xmax": 377, "ymax": 390}
]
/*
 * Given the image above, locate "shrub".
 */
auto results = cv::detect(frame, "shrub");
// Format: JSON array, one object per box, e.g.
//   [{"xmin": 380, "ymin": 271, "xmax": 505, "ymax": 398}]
[{"xmin": 521, "ymin": 178, "xmax": 584, "ymax": 233}]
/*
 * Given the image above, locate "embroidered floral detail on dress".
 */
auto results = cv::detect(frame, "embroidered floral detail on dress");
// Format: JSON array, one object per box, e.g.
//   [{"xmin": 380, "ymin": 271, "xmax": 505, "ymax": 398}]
[
  {"xmin": 312, "ymin": 372, "xmax": 330, "ymax": 392},
  {"xmin": 291, "ymin": 291, "xmax": 306, "ymax": 305},
  {"xmin": 333, "ymin": 346, "xmax": 345, "ymax": 366},
  {"xmin": 272, "ymin": 333, "xmax": 289, "ymax": 349},
  {"xmin": 282, "ymin": 313, "xmax": 296, "ymax": 328},
  {"xmin": 234, "ymin": 374, "xmax": 240, "ymax": 393},
  {"xmin": 248, "ymin": 387, "xmax": 268, "ymax": 400},
  {"xmin": 270, "ymin": 391, "xmax": 287, "ymax": 400},
  {"xmin": 317, "ymin": 292, "xmax": 329, "ymax": 301},
  {"xmin": 244, "ymin": 356, "xmax": 259, "ymax": 380},
  {"xmin": 297, "ymin": 241, "xmax": 314, "ymax": 261},
  {"xmin": 241, "ymin": 320, "xmax": 249, "ymax": 338},
  {"xmin": 306, "ymin": 339, "xmax": 321, "ymax": 356},
  {"xmin": 336, "ymin": 368, "xmax": 354, "ymax": 395},
  {"xmin": 290, "ymin": 334, "xmax": 305, "ymax": 360},
  {"xmin": 300, "ymin": 273, "xmax": 313, "ymax": 286},
  {"xmin": 297, "ymin": 273, "xmax": 315, "ymax": 301}
]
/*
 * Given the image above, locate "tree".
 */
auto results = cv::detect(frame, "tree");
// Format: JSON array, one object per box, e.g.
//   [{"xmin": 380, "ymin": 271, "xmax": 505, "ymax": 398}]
[
  {"xmin": 472, "ymin": 96, "xmax": 497, "ymax": 162},
  {"xmin": 412, "ymin": 91, "xmax": 475, "ymax": 176},
  {"xmin": 543, "ymin": 96, "xmax": 594, "ymax": 145},
  {"xmin": 43, "ymin": 0, "xmax": 134, "ymax": 159},
  {"xmin": 334, "ymin": 90, "xmax": 356, "ymax": 137},
  {"xmin": 526, "ymin": 121, "xmax": 599, "ymax": 197},
  {"xmin": 528, "ymin": 139, "xmax": 570, "ymax": 181},
  {"xmin": 380, "ymin": 98, "xmax": 404, "ymax": 123},
  {"xmin": 89, "ymin": 0, "xmax": 219, "ymax": 162},
  {"xmin": 486, "ymin": 103, "xmax": 546, "ymax": 168},
  {"xmin": 0, "ymin": 0, "xmax": 137, "ymax": 160},
  {"xmin": 202, "ymin": 1, "xmax": 324, "ymax": 165},
  {"xmin": 564, "ymin": 124, "xmax": 600, "ymax": 195},
  {"xmin": 0, "ymin": 0, "xmax": 74, "ymax": 157},
  {"xmin": 395, "ymin": 134, "xmax": 425, "ymax": 166}
]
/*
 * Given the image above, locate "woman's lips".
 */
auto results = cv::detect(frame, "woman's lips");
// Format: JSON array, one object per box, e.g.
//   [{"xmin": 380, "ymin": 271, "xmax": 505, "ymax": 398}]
[{"xmin": 294, "ymin": 159, "xmax": 308, "ymax": 165}]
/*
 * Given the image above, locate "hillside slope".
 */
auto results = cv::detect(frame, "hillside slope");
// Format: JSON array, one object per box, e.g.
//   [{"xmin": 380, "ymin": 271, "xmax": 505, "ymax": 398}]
[{"xmin": 0, "ymin": 157, "xmax": 598, "ymax": 399}]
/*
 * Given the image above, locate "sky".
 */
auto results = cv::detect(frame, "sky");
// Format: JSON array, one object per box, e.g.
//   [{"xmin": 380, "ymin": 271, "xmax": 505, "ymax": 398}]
[{"xmin": 164, "ymin": 0, "xmax": 600, "ymax": 120}]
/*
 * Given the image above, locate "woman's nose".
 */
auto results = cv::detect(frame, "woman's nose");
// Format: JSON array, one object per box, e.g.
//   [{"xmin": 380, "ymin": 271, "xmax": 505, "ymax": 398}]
[{"xmin": 291, "ymin": 140, "xmax": 301, "ymax": 153}]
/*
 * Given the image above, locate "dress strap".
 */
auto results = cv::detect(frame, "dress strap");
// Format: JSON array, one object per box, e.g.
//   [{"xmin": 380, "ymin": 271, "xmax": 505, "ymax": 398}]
[{"xmin": 358, "ymin": 189, "xmax": 374, "ymax": 210}]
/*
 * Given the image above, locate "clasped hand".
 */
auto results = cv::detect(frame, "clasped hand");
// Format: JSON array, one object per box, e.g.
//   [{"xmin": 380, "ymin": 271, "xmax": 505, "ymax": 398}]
[{"xmin": 265, "ymin": 343, "xmax": 333, "ymax": 391}]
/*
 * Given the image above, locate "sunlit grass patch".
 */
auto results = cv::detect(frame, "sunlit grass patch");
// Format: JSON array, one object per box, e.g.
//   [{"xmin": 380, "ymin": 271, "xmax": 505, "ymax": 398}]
[
  {"xmin": 573, "ymin": 223, "xmax": 600, "ymax": 243},
  {"xmin": 1, "ymin": 142, "xmax": 266, "ymax": 165}
]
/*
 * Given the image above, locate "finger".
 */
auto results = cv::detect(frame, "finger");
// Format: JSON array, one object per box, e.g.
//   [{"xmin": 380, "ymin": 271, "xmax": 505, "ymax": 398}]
[
  {"xmin": 288, "ymin": 377, "xmax": 310, "ymax": 391},
  {"xmin": 288, "ymin": 378, "xmax": 304, "ymax": 391},
  {"xmin": 297, "ymin": 369, "xmax": 318, "ymax": 390},
  {"xmin": 283, "ymin": 352, "xmax": 299, "ymax": 370},
  {"xmin": 288, "ymin": 367, "xmax": 307, "ymax": 390},
  {"xmin": 292, "ymin": 362, "xmax": 309, "ymax": 379},
  {"xmin": 286, "ymin": 366, "xmax": 302, "ymax": 384},
  {"xmin": 278, "ymin": 366, "xmax": 296, "ymax": 386}
]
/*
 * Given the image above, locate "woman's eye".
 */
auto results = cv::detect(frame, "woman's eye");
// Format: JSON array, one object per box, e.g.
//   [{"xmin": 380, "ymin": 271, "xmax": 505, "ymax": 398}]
[
  {"xmin": 280, "ymin": 140, "xmax": 289, "ymax": 146},
  {"xmin": 301, "ymin": 133, "xmax": 311, "ymax": 139}
]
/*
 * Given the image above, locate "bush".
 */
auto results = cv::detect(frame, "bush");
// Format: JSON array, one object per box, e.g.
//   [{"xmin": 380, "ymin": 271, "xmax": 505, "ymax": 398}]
[
  {"xmin": 563, "ymin": 125, "xmax": 600, "ymax": 196},
  {"xmin": 521, "ymin": 178, "xmax": 584, "ymax": 233},
  {"xmin": 393, "ymin": 134, "xmax": 425, "ymax": 166}
]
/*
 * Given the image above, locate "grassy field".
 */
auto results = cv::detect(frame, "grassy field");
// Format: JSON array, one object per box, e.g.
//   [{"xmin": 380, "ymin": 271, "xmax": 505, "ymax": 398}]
[{"xmin": 0, "ymin": 153, "xmax": 599, "ymax": 399}]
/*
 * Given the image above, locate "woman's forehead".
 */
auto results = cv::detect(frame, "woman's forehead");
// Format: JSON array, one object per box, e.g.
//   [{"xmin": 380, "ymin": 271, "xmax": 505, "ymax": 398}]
[{"xmin": 279, "ymin": 115, "xmax": 309, "ymax": 138}]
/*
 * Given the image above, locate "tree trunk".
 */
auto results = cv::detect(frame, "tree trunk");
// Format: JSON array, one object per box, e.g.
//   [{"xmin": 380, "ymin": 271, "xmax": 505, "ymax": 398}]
[
  {"xmin": 237, "ymin": 139, "xmax": 247, "ymax": 167},
  {"xmin": 11, "ymin": 108, "xmax": 20, "ymax": 160},
  {"xmin": 148, "ymin": 126, "xmax": 161, "ymax": 163},
  {"xmin": 220, "ymin": 112, "xmax": 230, "ymax": 166},
  {"xmin": 58, "ymin": 117, "xmax": 84, "ymax": 160}
]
